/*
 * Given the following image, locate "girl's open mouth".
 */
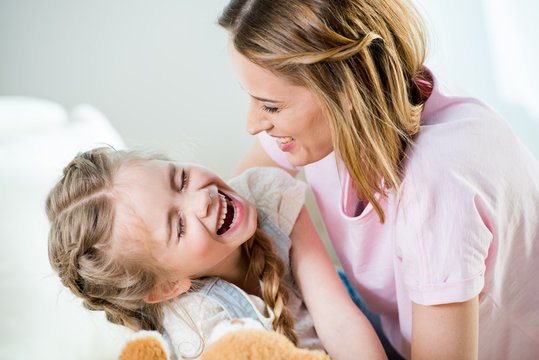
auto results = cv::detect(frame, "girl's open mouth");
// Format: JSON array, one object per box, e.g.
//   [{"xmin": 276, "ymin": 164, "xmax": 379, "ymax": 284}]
[{"xmin": 217, "ymin": 190, "xmax": 236, "ymax": 235}]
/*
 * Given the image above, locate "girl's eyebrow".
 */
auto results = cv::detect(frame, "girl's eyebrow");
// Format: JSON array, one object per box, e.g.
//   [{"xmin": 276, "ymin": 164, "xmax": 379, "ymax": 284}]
[
  {"xmin": 169, "ymin": 163, "xmax": 178, "ymax": 191},
  {"xmin": 166, "ymin": 163, "xmax": 177, "ymax": 246}
]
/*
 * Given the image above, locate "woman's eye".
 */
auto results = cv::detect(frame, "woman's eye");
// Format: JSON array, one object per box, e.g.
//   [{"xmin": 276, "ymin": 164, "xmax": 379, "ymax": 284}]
[
  {"xmin": 262, "ymin": 105, "xmax": 279, "ymax": 113},
  {"xmin": 177, "ymin": 215, "xmax": 185, "ymax": 239}
]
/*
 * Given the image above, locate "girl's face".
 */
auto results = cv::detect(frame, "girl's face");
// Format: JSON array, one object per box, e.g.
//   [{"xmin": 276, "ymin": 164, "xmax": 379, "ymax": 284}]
[
  {"xmin": 112, "ymin": 159, "xmax": 258, "ymax": 281},
  {"xmin": 228, "ymin": 42, "xmax": 334, "ymax": 166}
]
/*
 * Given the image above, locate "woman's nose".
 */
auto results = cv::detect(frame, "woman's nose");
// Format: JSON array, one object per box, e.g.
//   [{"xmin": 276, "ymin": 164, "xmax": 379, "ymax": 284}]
[{"xmin": 246, "ymin": 102, "xmax": 273, "ymax": 135}]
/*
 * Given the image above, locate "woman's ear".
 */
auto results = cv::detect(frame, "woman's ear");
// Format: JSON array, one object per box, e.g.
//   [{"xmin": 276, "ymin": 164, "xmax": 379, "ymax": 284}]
[
  {"xmin": 338, "ymin": 92, "xmax": 353, "ymax": 112},
  {"xmin": 143, "ymin": 279, "xmax": 192, "ymax": 304}
]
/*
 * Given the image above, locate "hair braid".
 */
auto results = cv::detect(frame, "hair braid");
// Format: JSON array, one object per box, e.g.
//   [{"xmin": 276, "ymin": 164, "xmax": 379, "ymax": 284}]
[
  {"xmin": 243, "ymin": 227, "xmax": 297, "ymax": 344},
  {"xmin": 258, "ymin": 32, "xmax": 383, "ymax": 66},
  {"xmin": 46, "ymin": 147, "xmax": 165, "ymax": 332}
]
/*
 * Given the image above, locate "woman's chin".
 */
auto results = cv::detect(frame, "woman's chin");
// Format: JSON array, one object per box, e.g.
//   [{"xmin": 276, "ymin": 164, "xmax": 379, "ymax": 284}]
[{"xmin": 286, "ymin": 151, "xmax": 329, "ymax": 167}]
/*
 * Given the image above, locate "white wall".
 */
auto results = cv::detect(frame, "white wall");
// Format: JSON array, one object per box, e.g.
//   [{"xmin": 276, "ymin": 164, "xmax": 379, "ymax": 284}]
[
  {"xmin": 1, "ymin": 0, "xmax": 537, "ymax": 179},
  {"xmin": 415, "ymin": 0, "xmax": 539, "ymax": 155},
  {"xmin": 0, "ymin": 0, "xmax": 250, "ymax": 179}
]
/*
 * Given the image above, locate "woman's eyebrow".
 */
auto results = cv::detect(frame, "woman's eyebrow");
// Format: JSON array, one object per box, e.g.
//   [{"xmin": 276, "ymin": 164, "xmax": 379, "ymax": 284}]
[
  {"xmin": 238, "ymin": 83, "xmax": 283, "ymax": 103},
  {"xmin": 251, "ymin": 95, "xmax": 283, "ymax": 103}
]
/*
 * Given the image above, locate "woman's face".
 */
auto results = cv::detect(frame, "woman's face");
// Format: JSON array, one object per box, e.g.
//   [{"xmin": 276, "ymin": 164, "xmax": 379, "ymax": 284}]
[
  {"xmin": 112, "ymin": 159, "xmax": 258, "ymax": 281},
  {"xmin": 228, "ymin": 42, "xmax": 334, "ymax": 166}
]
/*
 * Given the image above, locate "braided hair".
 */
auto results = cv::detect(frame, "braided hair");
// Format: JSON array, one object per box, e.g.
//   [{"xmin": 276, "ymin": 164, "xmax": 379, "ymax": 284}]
[{"xmin": 243, "ymin": 227, "xmax": 297, "ymax": 344}]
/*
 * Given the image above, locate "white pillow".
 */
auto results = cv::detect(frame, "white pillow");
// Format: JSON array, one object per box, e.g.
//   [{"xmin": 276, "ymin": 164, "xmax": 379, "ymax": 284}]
[
  {"xmin": 0, "ymin": 100, "xmax": 132, "ymax": 360},
  {"xmin": 0, "ymin": 96, "xmax": 68, "ymax": 140}
]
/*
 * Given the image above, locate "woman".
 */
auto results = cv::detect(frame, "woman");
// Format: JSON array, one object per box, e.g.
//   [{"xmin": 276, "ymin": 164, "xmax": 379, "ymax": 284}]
[{"xmin": 218, "ymin": 0, "xmax": 539, "ymax": 359}]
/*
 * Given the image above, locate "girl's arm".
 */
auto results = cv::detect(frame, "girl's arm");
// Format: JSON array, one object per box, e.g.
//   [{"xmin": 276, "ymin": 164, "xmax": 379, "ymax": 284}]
[
  {"xmin": 411, "ymin": 296, "xmax": 479, "ymax": 359},
  {"xmin": 290, "ymin": 206, "xmax": 387, "ymax": 360}
]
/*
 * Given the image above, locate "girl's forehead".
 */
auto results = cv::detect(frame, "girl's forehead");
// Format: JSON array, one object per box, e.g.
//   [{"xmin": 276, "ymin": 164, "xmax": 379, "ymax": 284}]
[{"xmin": 110, "ymin": 195, "xmax": 164, "ymax": 263}]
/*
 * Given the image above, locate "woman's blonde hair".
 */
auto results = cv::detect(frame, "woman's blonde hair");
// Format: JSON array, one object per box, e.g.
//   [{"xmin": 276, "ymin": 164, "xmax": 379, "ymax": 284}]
[
  {"xmin": 219, "ymin": 0, "xmax": 432, "ymax": 222},
  {"xmin": 46, "ymin": 147, "xmax": 296, "ymax": 344}
]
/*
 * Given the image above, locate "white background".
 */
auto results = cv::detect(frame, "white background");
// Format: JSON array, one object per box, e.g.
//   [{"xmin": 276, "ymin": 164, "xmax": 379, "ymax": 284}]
[{"xmin": 1, "ymin": 0, "xmax": 537, "ymax": 179}]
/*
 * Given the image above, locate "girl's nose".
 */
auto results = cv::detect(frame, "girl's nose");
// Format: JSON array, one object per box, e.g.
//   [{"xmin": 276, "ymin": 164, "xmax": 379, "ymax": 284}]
[
  {"xmin": 246, "ymin": 102, "xmax": 273, "ymax": 135},
  {"xmin": 186, "ymin": 188, "xmax": 213, "ymax": 218}
]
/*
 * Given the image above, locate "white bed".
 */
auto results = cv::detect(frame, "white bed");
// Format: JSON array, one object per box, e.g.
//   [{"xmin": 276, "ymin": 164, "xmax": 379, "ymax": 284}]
[{"xmin": 0, "ymin": 97, "xmax": 132, "ymax": 359}]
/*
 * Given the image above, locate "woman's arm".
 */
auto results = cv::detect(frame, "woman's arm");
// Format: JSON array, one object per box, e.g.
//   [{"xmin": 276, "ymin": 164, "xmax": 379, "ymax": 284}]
[
  {"xmin": 233, "ymin": 137, "xmax": 299, "ymax": 177},
  {"xmin": 411, "ymin": 296, "xmax": 479, "ymax": 359},
  {"xmin": 290, "ymin": 206, "xmax": 387, "ymax": 360}
]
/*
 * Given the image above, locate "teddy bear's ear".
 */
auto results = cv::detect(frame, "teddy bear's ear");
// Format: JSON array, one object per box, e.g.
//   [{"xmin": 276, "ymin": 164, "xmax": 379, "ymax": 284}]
[
  {"xmin": 143, "ymin": 279, "xmax": 191, "ymax": 303},
  {"xmin": 119, "ymin": 330, "xmax": 170, "ymax": 360}
]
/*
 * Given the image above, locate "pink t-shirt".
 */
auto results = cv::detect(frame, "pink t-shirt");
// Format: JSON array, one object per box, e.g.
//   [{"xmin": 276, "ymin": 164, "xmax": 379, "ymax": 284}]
[{"xmin": 259, "ymin": 70, "xmax": 539, "ymax": 359}]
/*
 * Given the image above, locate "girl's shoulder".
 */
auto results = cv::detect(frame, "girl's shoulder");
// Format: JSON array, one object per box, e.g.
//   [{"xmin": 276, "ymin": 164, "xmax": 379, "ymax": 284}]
[
  {"xmin": 228, "ymin": 167, "xmax": 307, "ymax": 236},
  {"xmin": 162, "ymin": 291, "xmax": 224, "ymax": 359},
  {"xmin": 163, "ymin": 278, "xmax": 274, "ymax": 359}
]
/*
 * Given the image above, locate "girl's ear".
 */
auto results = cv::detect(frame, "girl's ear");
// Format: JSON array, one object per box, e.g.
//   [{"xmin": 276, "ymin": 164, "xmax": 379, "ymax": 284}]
[{"xmin": 143, "ymin": 278, "xmax": 191, "ymax": 304}]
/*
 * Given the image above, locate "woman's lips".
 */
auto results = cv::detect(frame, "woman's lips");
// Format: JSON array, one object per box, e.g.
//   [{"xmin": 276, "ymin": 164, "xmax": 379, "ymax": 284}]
[{"xmin": 273, "ymin": 136, "xmax": 296, "ymax": 152}]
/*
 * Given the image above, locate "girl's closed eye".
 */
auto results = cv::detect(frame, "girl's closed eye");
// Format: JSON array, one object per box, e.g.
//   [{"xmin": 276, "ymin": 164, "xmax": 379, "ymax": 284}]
[
  {"xmin": 177, "ymin": 214, "xmax": 185, "ymax": 240},
  {"xmin": 180, "ymin": 168, "xmax": 188, "ymax": 191}
]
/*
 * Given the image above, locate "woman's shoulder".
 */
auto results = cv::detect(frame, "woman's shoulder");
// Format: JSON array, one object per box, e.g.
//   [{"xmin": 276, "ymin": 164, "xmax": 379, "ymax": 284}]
[{"xmin": 406, "ymin": 70, "xmax": 535, "ymax": 181}]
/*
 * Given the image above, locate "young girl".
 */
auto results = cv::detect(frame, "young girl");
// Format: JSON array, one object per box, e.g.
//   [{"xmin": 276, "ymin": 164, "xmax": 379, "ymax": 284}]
[{"xmin": 46, "ymin": 146, "xmax": 385, "ymax": 359}]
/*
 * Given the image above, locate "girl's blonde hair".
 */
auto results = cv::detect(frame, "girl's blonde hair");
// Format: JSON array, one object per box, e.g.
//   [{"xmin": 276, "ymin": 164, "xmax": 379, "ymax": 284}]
[
  {"xmin": 46, "ymin": 147, "xmax": 296, "ymax": 344},
  {"xmin": 219, "ymin": 0, "xmax": 432, "ymax": 222}
]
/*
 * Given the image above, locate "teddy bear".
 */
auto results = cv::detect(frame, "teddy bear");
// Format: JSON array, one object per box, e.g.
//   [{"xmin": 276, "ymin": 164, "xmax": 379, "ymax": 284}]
[{"xmin": 118, "ymin": 318, "xmax": 330, "ymax": 360}]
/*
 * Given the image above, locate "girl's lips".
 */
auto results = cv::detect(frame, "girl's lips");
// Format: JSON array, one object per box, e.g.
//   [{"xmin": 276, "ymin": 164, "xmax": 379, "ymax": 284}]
[
  {"xmin": 226, "ymin": 193, "xmax": 244, "ymax": 234},
  {"xmin": 216, "ymin": 190, "xmax": 244, "ymax": 235}
]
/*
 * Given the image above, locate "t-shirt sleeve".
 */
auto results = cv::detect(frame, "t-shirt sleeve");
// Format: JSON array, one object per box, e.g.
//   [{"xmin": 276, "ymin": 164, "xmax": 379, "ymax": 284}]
[
  {"xmin": 228, "ymin": 166, "xmax": 307, "ymax": 236},
  {"xmin": 258, "ymin": 132, "xmax": 303, "ymax": 172},
  {"xmin": 163, "ymin": 294, "xmax": 230, "ymax": 359},
  {"xmin": 395, "ymin": 155, "xmax": 492, "ymax": 306}
]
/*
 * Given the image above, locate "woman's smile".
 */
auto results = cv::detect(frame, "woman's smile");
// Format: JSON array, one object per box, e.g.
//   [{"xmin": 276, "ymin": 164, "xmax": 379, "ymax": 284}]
[{"xmin": 272, "ymin": 135, "xmax": 297, "ymax": 152}]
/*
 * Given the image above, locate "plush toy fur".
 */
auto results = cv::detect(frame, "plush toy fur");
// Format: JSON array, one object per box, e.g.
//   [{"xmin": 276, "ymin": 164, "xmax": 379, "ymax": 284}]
[
  {"xmin": 201, "ymin": 328, "xmax": 330, "ymax": 360},
  {"xmin": 118, "ymin": 323, "xmax": 330, "ymax": 360},
  {"xmin": 118, "ymin": 330, "xmax": 169, "ymax": 360}
]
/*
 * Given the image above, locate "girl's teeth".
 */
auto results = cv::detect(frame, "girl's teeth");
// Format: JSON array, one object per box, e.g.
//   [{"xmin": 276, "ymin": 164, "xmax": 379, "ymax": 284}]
[
  {"xmin": 276, "ymin": 136, "xmax": 293, "ymax": 143},
  {"xmin": 218, "ymin": 194, "xmax": 227, "ymax": 229}
]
